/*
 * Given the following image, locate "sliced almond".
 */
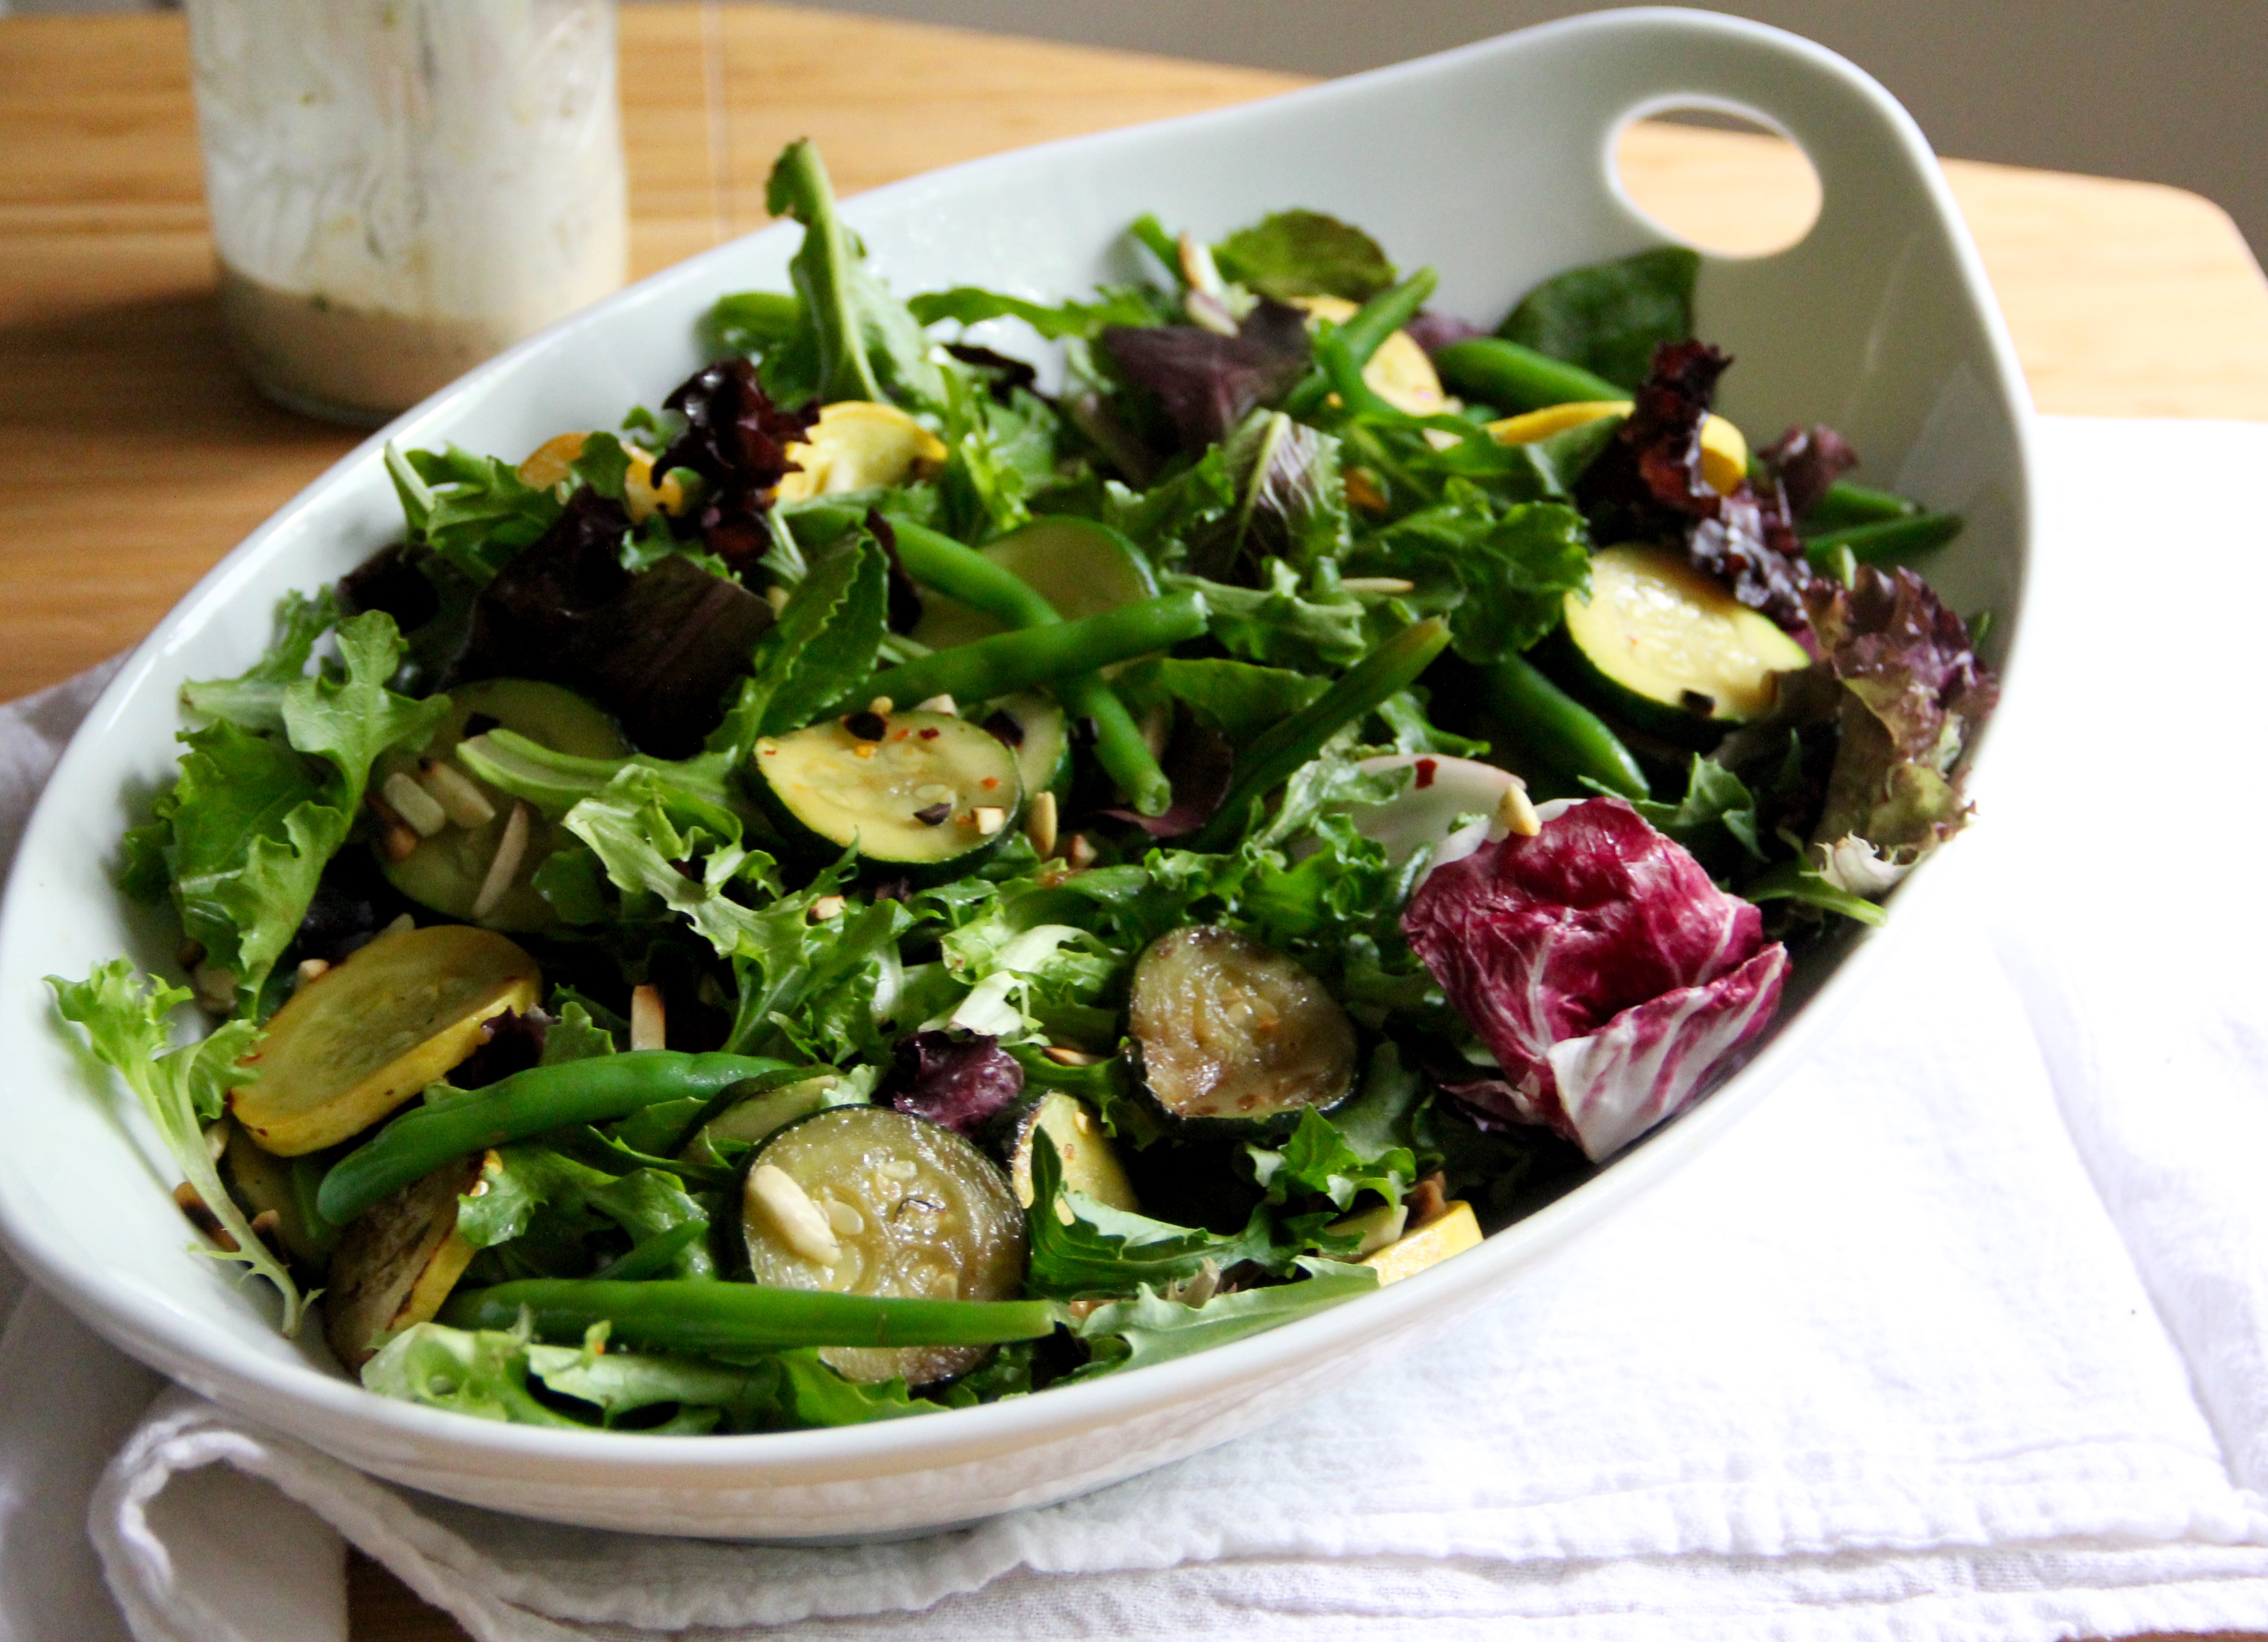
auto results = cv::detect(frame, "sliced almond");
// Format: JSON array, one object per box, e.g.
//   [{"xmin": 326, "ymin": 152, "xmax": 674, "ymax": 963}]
[
  {"xmin": 1042, "ymin": 1045, "xmax": 1104, "ymax": 1068},
  {"xmin": 1024, "ymin": 789, "xmax": 1059, "ymax": 858},
  {"xmin": 1337, "ymin": 577, "xmax": 1417, "ymax": 595},
  {"xmin": 629, "ymin": 983, "xmax": 667, "ymax": 1052},
  {"xmin": 382, "ymin": 772, "xmax": 449, "ymax": 838},
  {"xmin": 418, "ymin": 759, "xmax": 496, "ymax": 828},
  {"xmin": 745, "ymin": 1164, "xmax": 841, "ymax": 1266},
  {"xmin": 471, "ymin": 802, "xmax": 531, "ymax": 922},
  {"xmin": 808, "ymin": 894, "xmax": 848, "ymax": 923},
  {"xmin": 970, "ymin": 806, "xmax": 1007, "ymax": 836},
  {"xmin": 912, "ymin": 694, "xmax": 958, "ymax": 716},
  {"xmin": 1496, "ymin": 781, "xmax": 1542, "ymax": 838}
]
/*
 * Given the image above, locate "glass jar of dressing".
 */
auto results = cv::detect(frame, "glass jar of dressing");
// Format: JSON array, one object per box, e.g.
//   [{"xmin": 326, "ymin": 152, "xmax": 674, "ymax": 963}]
[{"xmin": 183, "ymin": 0, "xmax": 628, "ymax": 424}]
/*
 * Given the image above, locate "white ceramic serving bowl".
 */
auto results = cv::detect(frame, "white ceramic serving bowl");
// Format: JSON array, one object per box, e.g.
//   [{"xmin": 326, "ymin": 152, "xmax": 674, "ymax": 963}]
[{"xmin": 0, "ymin": 7, "xmax": 2031, "ymax": 1538}]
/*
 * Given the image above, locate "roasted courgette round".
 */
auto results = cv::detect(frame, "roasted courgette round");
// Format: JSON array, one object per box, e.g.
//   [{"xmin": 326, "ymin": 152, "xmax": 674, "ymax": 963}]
[{"xmin": 1128, "ymin": 925, "xmax": 1357, "ymax": 1128}]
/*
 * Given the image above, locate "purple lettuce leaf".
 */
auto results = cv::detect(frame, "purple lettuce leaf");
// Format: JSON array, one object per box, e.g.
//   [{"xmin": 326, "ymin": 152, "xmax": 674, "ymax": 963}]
[
  {"xmin": 1403, "ymin": 796, "xmax": 1786, "ymax": 1160},
  {"xmin": 1403, "ymin": 310, "xmax": 1486, "ymax": 356},
  {"xmin": 657, "ymin": 359, "xmax": 818, "ymax": 572},
  {"xmin": 1759, "ymin": 424, "xmax": 1860, "ymax": 519},
  {"xmin": 885, "ymin": 1030, "xmax": 1025, "ymax": 1137},
  {"xmin": 1803, "ymin": 565, "xmax": 1998, "ymax": 860},
  {"xmin": 1575, "ymin": 340, "xmax": 1814, "ymax": 629},
  {"xmin": 1099, "ymin": 300, "xmax": 1312, "ymax": 450}
]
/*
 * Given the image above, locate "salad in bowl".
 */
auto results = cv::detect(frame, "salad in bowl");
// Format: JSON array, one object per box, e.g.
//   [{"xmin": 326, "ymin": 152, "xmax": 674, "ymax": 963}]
[{"xmin": 53, "ymin": 137, "xmax": 1994, "ymax": 1437}]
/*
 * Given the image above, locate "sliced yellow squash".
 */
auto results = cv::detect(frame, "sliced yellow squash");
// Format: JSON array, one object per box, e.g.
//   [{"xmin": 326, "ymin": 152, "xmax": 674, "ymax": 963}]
[
  {"xmin": 1487, "ymin": 400, "xmax": 1749, "ymax": 496},
  {"xmin": 1293, "ymin": 295, "xmax": 1447, "ymax": 417},
  {"xmin": 230, "ymin": 924, "xmax": 541, "ymax": 1156},
  {"xmin": 323, "ymin": 1152, "xmax": 488, "ymax": 1369},
  {"xmin": 517, "ymin": 431, "xmax": 684, "ymax": 522},
  {"xmin": 773, "ymin": 401, "xmax": 948, "ymax": 500},
  {"xmin": 1361, "ymin": 1200, "xmax": 1482, "ymax": 1284}
]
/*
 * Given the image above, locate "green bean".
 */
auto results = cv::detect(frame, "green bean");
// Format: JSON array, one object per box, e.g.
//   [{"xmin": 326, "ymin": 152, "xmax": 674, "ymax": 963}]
[
  {"xmin": 440, "ymin": 1279, "xmax": 1060, "ymax": 1353},
  {"xmin": 1800, "ymin": 512, "xmax": 1963, "ymax": 566},
  {"xmin": 589, "ymin": 1222, "xmax": 711, "ymax": 1283},
  {"xmin": 1283, "ymin": 270, "xmax": 1440, "ymax": 417},
  {"xmin": 834, "ymin": 591, "xmax": 1208, "ymax": 718},
  {"xmin": 1434, "ymin": 338, "xmax": 1624, "ymax": 413},
  {"xmin": 1802, "ymin": 479, "xmax": 1919, "ymax": 531},
  {"xmin": 1483, "ymin": 653, "xmax": 1648, "ymax": 800},
  {"xmin": 890, "ymin": 521, "xmax": 1173, "ymax": 815},
  {"xmin": 1190, "ymin": 617, "xmax": 1451, "ymax": 852},
  {"xmin": 317, "ymin": 1052, "xmax": 793, "ymax": 1226}
]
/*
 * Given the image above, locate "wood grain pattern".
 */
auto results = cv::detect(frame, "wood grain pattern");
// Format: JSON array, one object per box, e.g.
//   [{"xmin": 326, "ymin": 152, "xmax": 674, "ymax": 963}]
[{"xmin": 0, "ymin": 13, "xmax": 2263, "ymax": 1640}]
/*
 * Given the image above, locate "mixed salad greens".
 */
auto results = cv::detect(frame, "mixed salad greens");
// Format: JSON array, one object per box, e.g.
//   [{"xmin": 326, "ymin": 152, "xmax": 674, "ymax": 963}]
[{"xmin": 55, "ymin": 139, "xmax": 1996, "ymax": 1435}]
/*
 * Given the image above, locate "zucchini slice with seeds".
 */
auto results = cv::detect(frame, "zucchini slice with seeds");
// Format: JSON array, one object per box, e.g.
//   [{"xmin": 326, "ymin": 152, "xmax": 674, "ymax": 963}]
[
  {"xmin": 230, "ymin": 924, "xmax": 541, "ymax": 1156},
  {"xmin": 376, "ymin": 678, "xmax": 630, "ymax": 930},
  {"xmin": 1129, "ymin": 925, "xmax": 1357, "ymax": 1127},
  {"xmin": 1558, "ymin": 544, "xmax": 1811, "ymax": 745},
  {"xmin": 979, "ymin": 690, "xmax": 1071, "ymax": 799},
  {"xmin": 751, "ymin": 708, "xmax": 1022, "ymax": 871},
  {"xmin": 742, "ymin": 1105, "xmax": 1025, "ymax": 1385}
]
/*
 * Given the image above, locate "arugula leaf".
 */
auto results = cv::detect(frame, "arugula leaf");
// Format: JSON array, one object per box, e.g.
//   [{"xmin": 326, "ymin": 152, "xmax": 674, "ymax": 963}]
[
  {"xmin": 715, "ymin": 534, "xmax": 890, "ymax": 746},
  {"xmin": 1630, "ymin": 755, "xmax": 1767, "ymax": 870},
  {"xmin": 1248, "ymin": 1105, "xmax": 1414, "ymax": 1212},
  {"xmin": 1113, "ymin": 656, "xmax": 1326, "ymax": 746},
  {"xmin": 1212, "ymin": 209, "xmax": 1396, "ymax": 302},
  {"xmin": 1073, "ymin": 1258, "xmax": 1377, "ymax": 1378},
  {"xmin": 1499, "ymin": 245, "xmax": 1701, "ymax": 391},
  {"xmin": 765, "ymin": 138, "xmax": 944, "ymax": 409},
  {"xmin": 1024, "ymin": 1128, "xmax": 1288, "ymax": 1298},
  {"xmin": 1164, "ymin": 560, "xmax": 1369, "ymax": 670},
  {"xmin": 1743, "ymin": 857, "xmax": 1887, "ymax": 926},
  {"xmin": 454, "ymin": 1144, "xmax": 714, "ymax": 1278},
  {"xmin": 936, "ymin": 366, "xmax": 1056, "ymax": 542},
  {"xmin": 388, "ymin": 443, "xmax": 562, "ymax": 585},
  {"xmin": 47, "ymin": 963, "xmax": 304, "ymax": 1331},
  {"xmin": 907, "ymin": 284, "xmax": 1163, "ymax": 340},
  {"xmin": 178, "ymin": 588, "xmax": 340, "ymax": 733}
]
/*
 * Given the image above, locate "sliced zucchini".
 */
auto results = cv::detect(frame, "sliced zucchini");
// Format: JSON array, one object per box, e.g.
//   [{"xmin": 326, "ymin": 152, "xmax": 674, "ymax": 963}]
[
  {"xmin": 324, "ymin": 1151, "xmax": 485, "ymax": 1369},
  {"xmin": 979, "ymin": 691, "xmax": 1071, "ymax": 799},
  {"xmin": 1129, "ymin": 926, "xmax": 1357, "ymax": 1127},
  {"xmin": 910, "ymin": 517, "xmax": 1159, "ymax": 651},
  {"xmin": 230, "ymin": 924, "xmax": 541, "ymax": 1156},
  {"xmin": 742, "ymin": 1105, "xmax": 1025, "ymax": 1385},
  {"xmin": 773, "ymin": 401, "xmax": 948, "ymax": 501},
  {"xmin": 752, "ymin": 707, "xmax": 1023, "ymax": 871},
  {"xmin": 681, "ymin": 1072, "xmax": 861, "ymax": 1163},
  {"xmin": 375, "ymin": 678, "xmax": 630, "ymax": 930},
  {"xmin": 1006, "ymin": 1092, "xmax": 1139, "ymax": 1218},
  {"xmin": 1559, "ymin": 544, "xmax": 1812, "ymax": 744}
]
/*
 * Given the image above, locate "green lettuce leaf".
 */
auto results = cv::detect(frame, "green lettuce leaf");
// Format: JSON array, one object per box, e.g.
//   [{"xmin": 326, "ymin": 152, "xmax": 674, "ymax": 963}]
[
  {"xmin": 1247, "ymin": 1104, "xmax": 1415, "ymax": 1212},
  {"xmin": 1358, "ymin": 496, "xmax": 1590, "ymax": 663},
  {"xmin": 1499, "ymin": 245, "xmax": 1700, "ymax": 392},
  {"xmin": 765, "ymin": 138, "xmax": 943, "ymax": 410},
  {"xmin": 454, "ymin": 1143, "xmax": 713, "ymax": 1279},
  {"xmin": 1164, "ymin": 560, "xmax": 1369, "ymax": 670},
  {"xmin": 1112, "ymin": 656, "xmax": 1326, "ymax": 746},
  {"xmin": 907, "ymin": 284, "xmax": 1163, "ymax": 340},
  {"xmin": 47, "ymin": 963, "xmax": 304, "ymax": 1332},
  {"xmin": 1073, "ymin": 1258, "xmax": 1377, "ymax": 1378},
  {"xmin": 715, "ymin": 534, "xmax": 890, "ymax": 746},
  {"xmin": 178, "ymin": 588, "xmax": 340, "ymax": 733},
  {"xmin": 1212, "ymin": 209, "xmax": 1396, "ymax": 302},
  {"xmin": 1024, "ymin": 1128, "xmax": 1289, "ymax": 1299},
  {"xmin": 386, "ymin": 442, "xmax": 562, "ymax": 585}
]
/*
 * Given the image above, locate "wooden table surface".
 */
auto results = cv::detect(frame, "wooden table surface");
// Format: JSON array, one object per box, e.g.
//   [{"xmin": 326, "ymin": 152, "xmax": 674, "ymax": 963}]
[{"xmin": 3, "ymin": 7, "xmax": 2266, "ymax": 1639}]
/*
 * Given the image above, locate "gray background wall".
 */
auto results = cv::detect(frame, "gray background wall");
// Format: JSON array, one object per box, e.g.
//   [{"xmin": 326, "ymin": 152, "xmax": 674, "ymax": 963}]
[{"xmin": 756, "ymin": 0, "xmax": 2268, "ymax": 264}]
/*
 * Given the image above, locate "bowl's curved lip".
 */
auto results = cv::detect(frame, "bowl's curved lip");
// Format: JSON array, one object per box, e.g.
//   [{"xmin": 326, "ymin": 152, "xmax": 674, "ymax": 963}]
[{"xmin": 0, "ymin": 5, "xmax": 2033, "ymax": 1485}]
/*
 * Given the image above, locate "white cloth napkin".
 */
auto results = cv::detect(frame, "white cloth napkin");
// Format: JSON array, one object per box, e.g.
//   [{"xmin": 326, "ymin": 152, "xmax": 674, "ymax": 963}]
[{"xmin": 6, "ymin": 417, "xmax": 2267, "ymax": 1642}]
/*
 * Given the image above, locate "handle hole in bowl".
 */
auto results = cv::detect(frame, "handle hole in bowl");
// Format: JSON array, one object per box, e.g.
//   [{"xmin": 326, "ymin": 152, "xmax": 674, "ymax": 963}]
[{"xmin": 1613, "ymin": 105, "xmax": 1821, "ymax": 259}]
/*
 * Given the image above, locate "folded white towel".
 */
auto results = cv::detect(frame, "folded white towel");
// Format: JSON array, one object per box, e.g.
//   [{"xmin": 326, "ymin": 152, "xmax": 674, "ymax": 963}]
[{"xmin": 11, "ymin": 419, "xmax": 2268, "ymax": 1642}]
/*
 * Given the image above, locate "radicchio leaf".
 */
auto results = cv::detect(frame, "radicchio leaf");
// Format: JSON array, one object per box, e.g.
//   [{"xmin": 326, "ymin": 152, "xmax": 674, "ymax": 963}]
[
  {"xmin": 658, "ymin": 358, "xmax": 818, "ymax": 572},
  {"xmin": 1575, "ymin": 340, "xmax": 1814, "ymax": 629},
  {"xmin": 1101, "ymin": 300, "xmax": 1312, "ymax": 450},
  {"xmin": 1404, "ymin": 797, "xmax": 1787, "ymax": 1160},
  {"xmin": 884, "ymin": 1030, "xmax": 1025, "ymax": 1137},
  {"xmin": 447, "ymin": 489, "xmax": 777, "ymax": 756},
  {"xmin": 1759, "ymin": 424, "xmax": 1860, "ymax": 520},
  {"xmin": 1804, "ymin": 565, "xmax": 1998, "ymax": 861}
]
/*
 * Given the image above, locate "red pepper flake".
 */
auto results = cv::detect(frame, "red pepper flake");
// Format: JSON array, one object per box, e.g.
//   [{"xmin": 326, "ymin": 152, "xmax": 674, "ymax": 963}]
[
  {"xmin": 980, "ymin": 777, "xmax": 999, "ymax": 789},
  {"xmin": 918, "ymin": 727, "xmax": 941, "ymax": 740},
  {"xmin": 1415, "ymin": 758, "xmax": 1438, "ymax": 789},
  {"xmin": 762, "ymin": 748, "xmax": 778, "ymax": 755},
  {"xmin": 894, "ymin": 728, "xmax": 911, "ymax": 740}
]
